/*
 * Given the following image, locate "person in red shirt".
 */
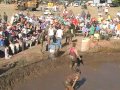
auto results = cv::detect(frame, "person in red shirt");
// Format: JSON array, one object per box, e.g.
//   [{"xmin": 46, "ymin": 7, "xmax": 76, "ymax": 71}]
[
  {"xmin": 91, "ymin": 17, "xmax": 96, "ymax": 24},
  {"xmin": 71, "ymin": 18, "xmax": 78, "ymax": 27},
  {"xmin": 69, "ymin": 43, "xmax": 80, "ymax": 69},
  {"xmin": 71, "ymin": 18, "xmax": 78, "ymax": 36}
]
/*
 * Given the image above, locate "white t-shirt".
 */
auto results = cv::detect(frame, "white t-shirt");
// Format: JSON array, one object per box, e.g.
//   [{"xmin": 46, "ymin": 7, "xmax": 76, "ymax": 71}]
[
  {"xmin": 117, "ymin": 12, "xmax": 120, "ymax": 16},
  {"xmin": 10, "ymin": 16, "xmax": 14, "ymax": 24},
  {"xmin": 105, "ymin": 7, "xmax": 108, "ymax": 13},
  {"xmin": 0, "ymin": 31, "xmax": 3, "ymax": 35},
  {"xmin": 29, "ymin": 18, "xmax": 33, "ymax": 23},
  {"xmin": 56, "ymin": 29, "xmax": 63, "ymax": 38},
  {"xmin": 22, "ymin": 28, "xmax": 28, "ymax": 34},
  {"xmin": 18, "ymin": 33, "xmax": 22, "ymax": 39},
  {"xmin": 48, "ymin": 27, "xmax": 54, "ymax": 36}
]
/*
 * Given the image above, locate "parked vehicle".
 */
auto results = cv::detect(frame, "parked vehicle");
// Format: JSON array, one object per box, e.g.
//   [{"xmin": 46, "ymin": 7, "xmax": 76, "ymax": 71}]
[
  {"xmin": 16, "ymin": 0, "xmax": 39, "ymax": 11},
  {"xmin": 109, "ymin": 3, "xmax": 119, "ymax": 7}
]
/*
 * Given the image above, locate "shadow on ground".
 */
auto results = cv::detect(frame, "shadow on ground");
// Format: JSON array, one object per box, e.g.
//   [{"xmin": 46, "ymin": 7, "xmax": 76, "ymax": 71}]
[
  {"xmin": 74, "ymin": 78, "xmax": 86, "ymax": 90},
  {"xmin": 56, "ymin": 51, "xmax": 65, "ymax": 57}
]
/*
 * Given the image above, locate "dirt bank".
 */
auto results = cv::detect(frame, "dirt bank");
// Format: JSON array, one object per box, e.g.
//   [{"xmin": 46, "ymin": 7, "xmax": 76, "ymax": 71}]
[{"xmin": 0, "ymin": 56, "xmax": 69, "ymax": 90}]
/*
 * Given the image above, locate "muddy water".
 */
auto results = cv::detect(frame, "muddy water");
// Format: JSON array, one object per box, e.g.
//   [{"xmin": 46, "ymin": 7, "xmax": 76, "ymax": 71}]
[{"xmin": 14, "ymin": 62, "xmax": 120, "ymax": 90}]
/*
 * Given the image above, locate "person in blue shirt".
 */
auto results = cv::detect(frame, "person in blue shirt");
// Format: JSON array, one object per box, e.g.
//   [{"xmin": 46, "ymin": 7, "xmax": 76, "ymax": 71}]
[
  {"xmin": 96, "ymin": 24, "xmax": 100, "ymax": 32},
  {"xmin": 109, "ymin": 22, "xmax": 115, "ymax": 31},
  {"xmin": 0, "ymin": 39, "xmax": 4, "ymax": 46}
]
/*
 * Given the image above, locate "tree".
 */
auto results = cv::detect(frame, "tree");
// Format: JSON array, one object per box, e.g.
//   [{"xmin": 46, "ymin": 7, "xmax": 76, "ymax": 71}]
[{"xmin": 113, "ymin": 0, "xmax": 120, "ymax": 3}]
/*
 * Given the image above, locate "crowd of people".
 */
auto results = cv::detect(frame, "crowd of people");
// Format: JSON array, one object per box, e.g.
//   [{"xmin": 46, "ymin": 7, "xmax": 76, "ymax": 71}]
[{"xmin": 0, "ymin": 6, "xmax": 120, "ymax": 60}]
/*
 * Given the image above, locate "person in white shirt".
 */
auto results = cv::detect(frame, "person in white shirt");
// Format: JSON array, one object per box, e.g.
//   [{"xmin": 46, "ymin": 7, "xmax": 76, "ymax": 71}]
[
  {"xmin": 104, "ymin": 7, "xmax": 108, "ymax": 15},
  {"xmin": 48, "ymin": 25, "xmax": 54, "ymax": 37},
  {"xmin": 63, "ymin": 9, "xmax": 68, "ymax": 16},
  {"xmin": 48, "ymin": 24, "xmax": 55, "ymax": 44},
  {"xmin": 56, "ymin": 27, "xmax": 63, "ymax": 49},
  {"xmin": 22, "ymin": 27, "xmax": 28, "ymax": 35},
  {"xmin": 56, "ymin": 28, "xmax": 63, "ymax": 39},
  {"xmin": 117, "ymin": 11, "xmax": 120, "ymax": 17}
]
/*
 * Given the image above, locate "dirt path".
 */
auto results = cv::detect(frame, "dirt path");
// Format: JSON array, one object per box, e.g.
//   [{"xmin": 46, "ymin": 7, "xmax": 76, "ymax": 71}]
[
  {"xmin": 13, "ymin": 53, "xmax": 120, "ymax": 90},
  {"xmin": 0, "ymin": 4, "xmax": 119, "ymax": 21}
]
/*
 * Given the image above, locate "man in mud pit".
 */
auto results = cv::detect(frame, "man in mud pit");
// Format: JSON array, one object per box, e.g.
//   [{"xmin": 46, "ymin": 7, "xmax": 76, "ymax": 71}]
[
  {"xmin": 65, "ymin": 69, "xmax": 81, "ymax": 90},
  {"xmin": 69, "ymin": 43, "xmax": 81, "ymax": 70}
]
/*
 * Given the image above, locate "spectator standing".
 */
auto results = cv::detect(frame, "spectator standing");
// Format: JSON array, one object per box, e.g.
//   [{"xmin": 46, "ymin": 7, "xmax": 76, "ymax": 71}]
[
  {"xmin": 56, "ymin": 26, "xmax": 63, "ymax": 49},
  {"xmin": 4, "ymin": 37, "xmax": 11, "ymax": 59},
  {"xmin": 117, "ymin": 11, "xmax": 120, "ymax": 18},
  {"xmin": 0, "ymin": 28, "xmax": 5, "ymax": 47},
  {"xmin": 109, "ymin": 22, "xmax": 115, "ymax": 34},
  {"xmin": 82, "ymin": 26, "xmax": 89, "ymax": 37},
  {"xmin": 96, "ymin": 24, "xmax": 100, "ymax": 32},
  {"xmin": 86, "ymin": 11, "xmax": 91, "ymax": 20},
  {"xmin": 104, "ymin": 6, "xmax": 108, "ymax": 15},
  {"xmin": 89, "ymin": 24, "xmax": 95, "ymax": 40},
  {"xmin": 0, "ymin": 14, "xmax": 2, "ymax": 23},
  {"xmin": 48, "ymin": 24, "xmax": 55, "ymax": 44},
  {"xmin": 117, "ymin": 11, "xmax": 120, "ymax": 21},
  {"xmin": 3, "ymin": 12, "xmax": 8, "ymax": 23},
  {"xmin": 65, "ymin": 25, "xmax": 73, "ymax": 44},
  {"xmin": 116, "ymin": 22, "xmax": 120, "ymax": 39},
  {"xmin": 81, "ymin": 10, "xmax": 86, "ymax": 20}
]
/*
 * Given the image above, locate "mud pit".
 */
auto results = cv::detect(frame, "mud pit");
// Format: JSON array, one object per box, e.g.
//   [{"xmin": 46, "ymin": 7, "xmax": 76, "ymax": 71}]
[{"xmin": 13, "ymin": 54, "xmax": 120, "ymax": 90}]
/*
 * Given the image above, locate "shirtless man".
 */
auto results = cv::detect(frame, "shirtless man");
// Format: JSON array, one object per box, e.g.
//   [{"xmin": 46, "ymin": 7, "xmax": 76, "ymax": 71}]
[
  {"xmin": 69, "ymin": 43, "xmax": 80, "ymax": 69},
  {"xmin": 65, "ymin": 70, "xmax": 81, "ymax": 90}
]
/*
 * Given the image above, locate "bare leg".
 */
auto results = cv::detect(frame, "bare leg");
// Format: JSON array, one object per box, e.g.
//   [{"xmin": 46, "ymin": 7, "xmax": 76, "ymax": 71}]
[
  {"xmin": 65, "ymin": 87, "xmax": 69, "ymax": 90},
  {"xmin": 69, "ymin": 86, "xmax": 74, "ymax": 90},
  {"xmin": 66, "ymin": 86, "xmax": 73, "ymax": 90}
]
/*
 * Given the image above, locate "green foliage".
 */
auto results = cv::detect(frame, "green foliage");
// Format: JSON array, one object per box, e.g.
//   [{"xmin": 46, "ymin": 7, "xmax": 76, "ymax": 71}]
[
  {"xmin": 113, "ymin": 0, "xmax": 120, "ymax": 3},
  {"xmin": 0, "ymin": 0, "xmax": 2, "ymax": 3}
]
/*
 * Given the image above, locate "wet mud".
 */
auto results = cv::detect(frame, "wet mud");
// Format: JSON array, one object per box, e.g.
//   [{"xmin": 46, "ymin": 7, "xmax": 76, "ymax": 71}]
[
  {"xmin": 14, "ymin": 53, "xmax": 120, "ymax": 90},
  {"xmin": 0, "ymin": 53, "xmax": 120, "ymax": 90},
  {"xmin": 14, "ymin": 62, "xmax": 120, "ymax": 90}
]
